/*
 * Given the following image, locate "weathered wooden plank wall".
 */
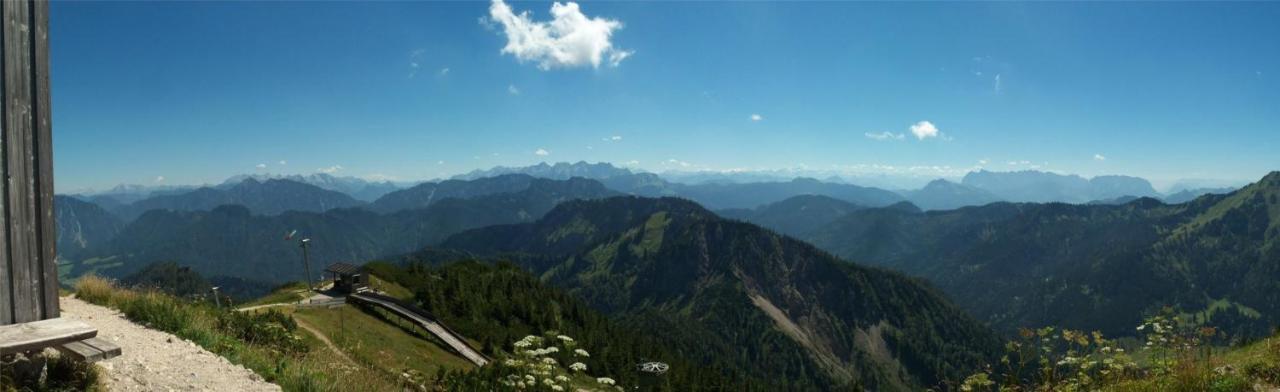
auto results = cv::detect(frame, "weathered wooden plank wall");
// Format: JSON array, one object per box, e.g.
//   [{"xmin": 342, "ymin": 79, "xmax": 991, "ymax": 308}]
[{"xmin": 0, "ymin": 0, "xmax": 58, "ymax": 325}]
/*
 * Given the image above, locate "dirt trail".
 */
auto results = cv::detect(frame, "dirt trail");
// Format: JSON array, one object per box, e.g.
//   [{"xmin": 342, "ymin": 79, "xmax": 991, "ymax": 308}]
[
  {"xmin": 294, "ymin": 318, "xmax": 356, "ymax": 366},
  {"xmin": 59, "ymin": 296, "xmax": 281, "ymax": 392}
]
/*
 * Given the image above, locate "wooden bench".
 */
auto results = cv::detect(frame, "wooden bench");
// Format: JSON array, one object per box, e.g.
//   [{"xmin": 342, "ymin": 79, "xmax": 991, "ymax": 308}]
[
  {"xmin": 0, "ymin": 317, "xmax": 121, "ymax": 363},
  {"xmin": 0, "ymin": 318, "xmax": 96, "ymax": 355}
]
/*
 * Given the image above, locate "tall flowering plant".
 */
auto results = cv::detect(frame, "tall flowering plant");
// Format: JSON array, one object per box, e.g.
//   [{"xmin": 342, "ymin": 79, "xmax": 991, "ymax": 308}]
[{"xmin": 498, "ymin": 331, "xmax": 621, "ymax": 391}]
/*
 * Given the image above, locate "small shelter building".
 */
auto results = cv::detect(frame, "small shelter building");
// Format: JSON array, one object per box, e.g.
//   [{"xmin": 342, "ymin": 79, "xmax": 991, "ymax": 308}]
[{"xmin": 325, "ymin": 262, "xmax": 369, "ymax": 294}]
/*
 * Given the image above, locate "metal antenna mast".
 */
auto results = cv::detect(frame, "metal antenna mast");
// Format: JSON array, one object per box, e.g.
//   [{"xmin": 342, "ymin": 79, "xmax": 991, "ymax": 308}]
[{"xmin": 300, "ymin": 238, "xmax": 315, "ymax": 292}]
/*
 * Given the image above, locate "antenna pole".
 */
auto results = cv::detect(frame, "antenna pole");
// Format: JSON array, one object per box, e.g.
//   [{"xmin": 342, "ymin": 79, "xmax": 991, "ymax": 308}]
[{"xmin": 300, "ymin": 239, "xmax": 315, "ymax": 294}]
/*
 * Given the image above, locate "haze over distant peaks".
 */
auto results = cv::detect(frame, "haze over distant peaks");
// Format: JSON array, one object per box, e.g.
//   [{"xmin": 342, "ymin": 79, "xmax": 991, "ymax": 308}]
[
  {"xmin": 221, "ymin": 172, "xmax": 403, "ymax": 201},
  {"xmin": 961, "ymin": 170, "xmax": 1158, "ymax": 204},
  {"xmin": 452, "ymin": 161, "xmax": 639, "ymax": 181}
]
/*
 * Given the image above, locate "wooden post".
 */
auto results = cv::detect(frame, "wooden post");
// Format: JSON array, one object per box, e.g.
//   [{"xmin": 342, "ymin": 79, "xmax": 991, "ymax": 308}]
[{"xmin": 1, "ymin": 0, "xmax": 58, "ymax": 325}]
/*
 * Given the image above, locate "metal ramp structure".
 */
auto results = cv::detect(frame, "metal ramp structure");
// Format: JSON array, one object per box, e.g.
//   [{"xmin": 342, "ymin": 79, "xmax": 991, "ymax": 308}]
[{"xmin": 347, "ymin": 292, "xmax": 490, "ymax": 367}]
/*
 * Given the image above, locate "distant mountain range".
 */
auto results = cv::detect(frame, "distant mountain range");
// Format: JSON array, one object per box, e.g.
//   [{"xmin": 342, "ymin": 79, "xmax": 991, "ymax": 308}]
[
  {"xmin": 67, "ymin": 163, "xmax": 1243, "ymax": 219},
  {"xmin": 901, "ymin": 179, "xmax": 1003, "ymax": 211},
  {"xmin": 717, "ymin": 195, "xmax": 867, "ymax": 238},
  {"xmin": 791, "ymin": 171, "xmax": 1280, "ymax": 338},
  {"xmin": 960, "ymin": 170, "xmax": 1159, "ymax": 204},
  {"xmin": 220, "ymin": 173, "xmax": 403, "ymax": 202},
  {"xmin": 427, "ymin": 196, "xmax": 1000, "ymax": 389},
  {"xmin": 61, "ymin": 177, "xmax": 618, "ymax": 282},
  {"xmin": 111, "ymin": 178, "xmax": 365, "ymax": 222}
]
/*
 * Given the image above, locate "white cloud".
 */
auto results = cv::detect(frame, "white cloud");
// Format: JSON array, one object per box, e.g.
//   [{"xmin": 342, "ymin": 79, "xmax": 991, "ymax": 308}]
[
  {"xmin": 437, "ymin": 160, "xmax": 445, "ymax": 165},
  {"xmin": 623, "ymin": 160, "xmax": 640, "ymax": 166},
  {"xmin": 486, "ymin": 0, "xmax": 633, "ymax": 70},
  {"xmin": 994, "ymin": 74, "xmax": 1002, "ymax": 93},
  {"xmin": 408, "ymin": 49, "xmax": 425, "ymax": 78},
  {"xmin": 978, "ymin": 158, "xmax": 989, "ymax": 165},
  {"xmin": 534, "ymin": 148, "xmax": 550, "ymax": 156},
  {"xmin": 154, "ymin": 176, "xmax": 165, "ymax": 183},
  {"xmin": 278, "ymin": 160, "xmax": 287, "ymax": 166},
  {"xmin": 864, "ymin": 131, "xmax": 904, "ymax": 141},
  {"xmin": 1094, "ymin": 154, "xmax": 1107, "ymax": 161},
  {"xmin": 439, "ymin": 67, "xmax": 450, "ymax": 76},
  {"xmin": 508, "ymin": 84, "xmax": 520, "ymax": 95},
  {"xmin": 750, "ymin": 114, "xmax": 763, "ymax": 122},
  {"xmin": 909, "ymin": 121, "xmax": 940, "ymax": 140},
  {"xmin": 255, "ymin": 163, "xmax": 267, "ymax": 169},
  {"xmin": 606, "ymin": 135, "xmax": 622, "ymax": 141},
  {"xmin": 665, "ymin": 158, "xmax": 691, "ymax": 168},
  {"xmin": 317, "ymin": 165, "xmax": 343, "ymax": 174}
]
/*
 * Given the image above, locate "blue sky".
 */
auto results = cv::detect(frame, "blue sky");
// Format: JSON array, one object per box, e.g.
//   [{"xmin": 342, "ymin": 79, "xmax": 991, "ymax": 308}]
[{"xmin": 51, "ymin": 1, "xmax": 1279, "ymax": 192}]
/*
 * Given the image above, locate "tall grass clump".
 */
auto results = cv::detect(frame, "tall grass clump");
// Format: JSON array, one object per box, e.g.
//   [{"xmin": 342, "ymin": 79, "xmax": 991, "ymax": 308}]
[{"xmin": 72, "ymin": 274, "xmax": 114, "ymax": 305}]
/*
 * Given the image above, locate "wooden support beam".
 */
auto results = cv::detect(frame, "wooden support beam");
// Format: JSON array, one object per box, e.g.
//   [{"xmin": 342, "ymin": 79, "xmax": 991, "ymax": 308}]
[
  {"xmin": 56, "ymin": 337, "xmax": 121, "ymax": 363},
  {"xmin": 0, "ymin": 317, "xmax": 96, "ymax": 355}
]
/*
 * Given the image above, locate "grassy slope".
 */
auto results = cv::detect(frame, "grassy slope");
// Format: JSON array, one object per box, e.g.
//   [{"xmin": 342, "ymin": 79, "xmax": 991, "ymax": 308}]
[
  {"xmin": 285, "ymin": 305, "xmax": 475, "ymax": 378},
  {"xmin": 75, "ymin": 275, "xmax": 481, "ymax": 391}
]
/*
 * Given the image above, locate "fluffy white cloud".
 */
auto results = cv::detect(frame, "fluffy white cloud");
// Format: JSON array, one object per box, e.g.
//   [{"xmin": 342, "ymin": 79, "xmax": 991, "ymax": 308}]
[
  {"xmin": 750, "ymin": 114, "xmax": 763, "ymax": 122},
  {"xmin": 665, "ymin": 158, "xmax": 691, "ymax": 168},
  {"xmin": 256, "ymin": 163, "xmax": 267, "ymax": 169},
  {"xmin": 909, "ymin": 121, "xmax": 939, "ymax": 140},
  {"xmin": 317, "ymin": 165, "xmax": 343, "ymax": 174},
  {"xmin": 864, "ymin": 131, "xmax": 904, "ymax": 141},
  {"xmin": 623, "ymin": 160, "xmax": 640, "ymax": 165},
  {"xmin": 487, "ymin": 0, "xmax": 633, "ymax": 70},
  {"xmin": 154, "ymin": 176, "xmax": 165, "ymax": 183},
  {"xmin": 535, "ymin": 148, "xmax": 551, "ymax": 156},
  {"xmin": 604, "ymin": 135, "xmax": 622, "ymax": 141},
  {"xmin": 508, "ymin": 84, "xmax": 521, "ymax": 95},
  {"xmin": 278, "ymin": 160, "xmax": 287, "ymax": 166},
  {"xmin": 1094, "ymin": 154, "xmax": 1107, "ymax": 161},
  {"xmin": 439, "ymin": 67, "xmax": 450, "ymax": 76}
]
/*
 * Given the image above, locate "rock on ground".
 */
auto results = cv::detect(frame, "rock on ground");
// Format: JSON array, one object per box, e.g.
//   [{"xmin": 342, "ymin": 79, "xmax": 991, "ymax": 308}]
[{"xmin": 59, "ymin": 296, "xmax": 281, "ymax": 392}]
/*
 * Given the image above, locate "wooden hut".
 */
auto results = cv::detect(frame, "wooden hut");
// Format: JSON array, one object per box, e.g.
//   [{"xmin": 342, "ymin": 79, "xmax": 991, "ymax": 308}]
[
  {"xmin": 325, "ymin": 262, "xmax": 369, "ymax": 294},
  {"xmin": 0, "ymin": 0, "xmax": 118, "ymax": 363}
]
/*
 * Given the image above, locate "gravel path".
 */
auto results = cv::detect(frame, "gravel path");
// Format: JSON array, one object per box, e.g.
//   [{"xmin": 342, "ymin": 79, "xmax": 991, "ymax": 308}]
[{"xmin": 59, "ymin": 296, "xmax": 281, "ymax": 392}]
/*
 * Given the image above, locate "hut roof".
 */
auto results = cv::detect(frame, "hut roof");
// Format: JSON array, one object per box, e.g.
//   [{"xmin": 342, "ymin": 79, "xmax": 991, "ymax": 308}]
[{"xmin": 324, "ymin": 262, "xmax": 361, "ymax": 276}]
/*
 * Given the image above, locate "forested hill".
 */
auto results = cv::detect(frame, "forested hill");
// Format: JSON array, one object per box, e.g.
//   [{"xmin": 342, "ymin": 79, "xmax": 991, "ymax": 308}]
[
  {"xmin": 432, "ymin": 196, "xmax": 1002, "ymax": 390},
  {"xmin": 804, "ymin": 171, "xmax": 1280, "ymax": 339},
  {"xmin": 54, "ymin": 195, "xmax": 124, "ymax": 261}
]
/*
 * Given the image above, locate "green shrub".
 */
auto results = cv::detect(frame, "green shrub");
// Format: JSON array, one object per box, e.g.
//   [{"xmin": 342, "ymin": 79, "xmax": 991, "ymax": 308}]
[{"xmin": 216, "ymin": 309, "xmax": 308, "ymax": 356}]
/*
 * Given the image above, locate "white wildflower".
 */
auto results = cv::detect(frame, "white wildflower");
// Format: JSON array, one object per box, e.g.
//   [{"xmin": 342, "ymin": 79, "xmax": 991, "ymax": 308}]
[
  {"xmin": 574, "ymin": 348, "xmax": 590, "ymax": 357},
  {"xmin": 596, "ymin": 377, "xmax": 616, "ymax": 385},
  {"xmin": 570, "ymin": 362, "xmax": 588, "ymax": 372},
  {"xmin": 557, "ymin": 335, "xmax": 575, "ymax": 342}
]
